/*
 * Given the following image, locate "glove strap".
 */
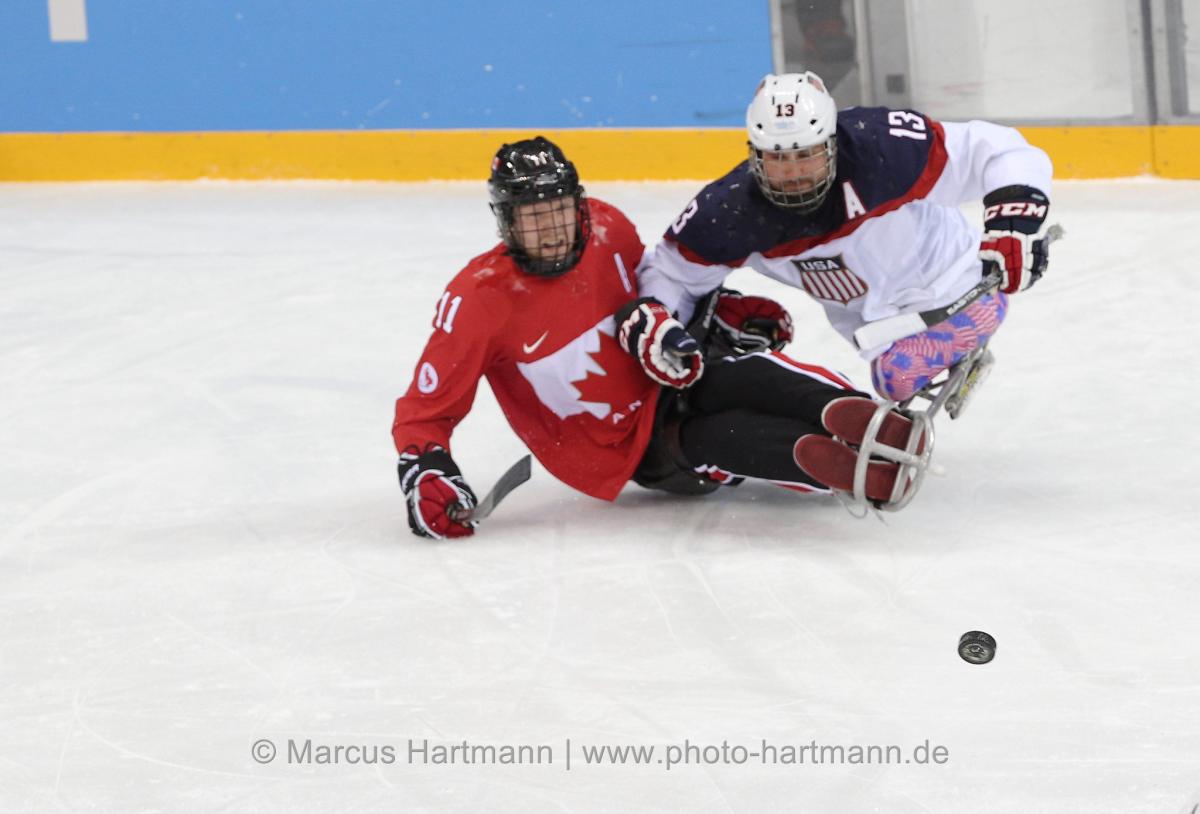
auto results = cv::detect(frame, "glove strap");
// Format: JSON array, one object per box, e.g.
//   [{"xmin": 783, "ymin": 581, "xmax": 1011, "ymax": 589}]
[{"xmin": 398, "ymin": 445, "xmax": 463, "ymax": 494}]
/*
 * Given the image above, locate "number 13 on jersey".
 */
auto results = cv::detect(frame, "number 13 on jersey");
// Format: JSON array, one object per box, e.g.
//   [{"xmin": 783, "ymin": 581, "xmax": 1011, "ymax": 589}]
[{"xmin": 888, "ymin": 110, "xmax": 927, "ymax": 140}]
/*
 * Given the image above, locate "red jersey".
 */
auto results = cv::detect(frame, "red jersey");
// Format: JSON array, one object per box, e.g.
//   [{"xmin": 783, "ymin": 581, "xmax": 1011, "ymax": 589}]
[{"xmin": 392, "ymin": 198, "xmax": 661, "ymax": 501}]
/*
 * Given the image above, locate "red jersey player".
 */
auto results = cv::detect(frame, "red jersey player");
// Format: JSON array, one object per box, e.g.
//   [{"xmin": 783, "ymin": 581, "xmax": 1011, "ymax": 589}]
[{"xmin": 392, "ymin": 137, "xmax": 917, "ymax": 539}]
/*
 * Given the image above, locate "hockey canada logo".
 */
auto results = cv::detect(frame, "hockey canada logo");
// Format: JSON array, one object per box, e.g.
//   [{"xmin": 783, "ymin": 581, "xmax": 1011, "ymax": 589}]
[
  {"xmin": 417, "ymin": 362, "xmax": 438, "ymax": 394},
  {"xmin": 792, "ymin": 255, "xmax": 868, "ymax": 304}
]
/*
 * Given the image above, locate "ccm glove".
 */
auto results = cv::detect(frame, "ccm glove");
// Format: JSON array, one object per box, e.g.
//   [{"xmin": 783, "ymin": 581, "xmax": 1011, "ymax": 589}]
[
  {"xmin": 616, "ymin": 297, "xmax": 704, "ymax": 388},
  {"xmin": 979, "ymin": 184, "xmax": 1051, "ymax": 294},
  {"xmin": 713, "ymin": 291, "xmax": 794, "ymax": 354},
  {"xmin": 397, "ymin": 445, "xmax": 478, "ymax": 540}
]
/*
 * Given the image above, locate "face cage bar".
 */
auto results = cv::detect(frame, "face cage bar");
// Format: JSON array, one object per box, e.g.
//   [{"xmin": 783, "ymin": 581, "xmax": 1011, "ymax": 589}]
[
  {"xmin": 748, "ymin": 138, "xmax": 838, "ymax": 212},
  {"xmin": 497, "ymin": 192, "xmax": 590, "ymax": 277}
]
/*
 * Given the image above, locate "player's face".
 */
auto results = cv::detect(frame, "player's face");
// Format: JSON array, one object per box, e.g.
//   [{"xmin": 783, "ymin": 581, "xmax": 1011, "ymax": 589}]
[
  {"xmin": 512, "ymin": 196, "xmax": 577, "ymax": 263},
  {"xmin": 760, "ymin": 145, "xmax": 831, "ymax": 194}
]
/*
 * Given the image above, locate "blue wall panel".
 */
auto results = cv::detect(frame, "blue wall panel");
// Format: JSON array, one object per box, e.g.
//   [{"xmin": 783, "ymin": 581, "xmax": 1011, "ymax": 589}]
[{"xmin": 1, "ymin": 2, "xmax": 770, "ymax": 132}]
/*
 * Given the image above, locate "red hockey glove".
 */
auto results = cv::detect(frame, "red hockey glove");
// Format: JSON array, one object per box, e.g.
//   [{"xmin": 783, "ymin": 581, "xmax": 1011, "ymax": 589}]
[
  {"xmin": 397, "ymin": 446, "xmax": 478, "ymax": 540},
  {"xmin": 616, "ymin": 297, "xmax": 704, "ymax": 388},
  {"xmin": 979, "ymin": 185, "xmax": 1051, "ymax": 294},
  {"xmin": 713, "ymin": 291, "xmax": 794, "ymax": 354}
]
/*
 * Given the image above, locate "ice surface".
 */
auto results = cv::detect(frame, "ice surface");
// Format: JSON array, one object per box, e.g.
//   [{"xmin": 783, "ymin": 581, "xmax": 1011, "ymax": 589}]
[{"xmin": 2, "ymin": 179, "xmax": 1199, "ymax": 813}]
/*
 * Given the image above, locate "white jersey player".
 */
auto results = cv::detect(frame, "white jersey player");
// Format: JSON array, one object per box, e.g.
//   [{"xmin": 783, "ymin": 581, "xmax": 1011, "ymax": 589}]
[{"xmin": 638, "ymin": 71, "xmax": 1055, "ymax": 402}]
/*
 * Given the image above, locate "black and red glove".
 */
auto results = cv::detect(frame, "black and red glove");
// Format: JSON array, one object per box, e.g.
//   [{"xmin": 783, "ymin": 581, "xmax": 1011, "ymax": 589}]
[
  {"xmin": 616, "ymin": 297, "xmax": 704, "ymax": 388},
  {"xmin": 713, "ymin": 291, "xmax": 794, "ymax": 354},
  {"xmin": 979, "ymin": 184, "xmax": 1051, "ymax": 294},
  {"xmin": 397, "ymin": 445, "xmax": 477, "ymax": 540}
]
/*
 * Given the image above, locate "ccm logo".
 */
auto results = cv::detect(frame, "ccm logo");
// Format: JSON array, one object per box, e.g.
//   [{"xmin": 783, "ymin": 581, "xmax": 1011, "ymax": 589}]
[{"xmin": 985, "ymin": 201, "xmax": 1048, "ymax": 220}]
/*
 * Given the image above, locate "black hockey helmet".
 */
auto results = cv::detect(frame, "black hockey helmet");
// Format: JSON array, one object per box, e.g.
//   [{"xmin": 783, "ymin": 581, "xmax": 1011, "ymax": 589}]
[{"xmin": 488, "ymin": 136, "xmax": 590, "ymax": 277}]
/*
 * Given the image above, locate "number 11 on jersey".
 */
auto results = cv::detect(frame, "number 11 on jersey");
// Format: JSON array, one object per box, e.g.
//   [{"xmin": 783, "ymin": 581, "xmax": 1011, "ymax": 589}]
[{"xmin": 434, "ymin": 292, "xmax": 463, "ymax": 334}]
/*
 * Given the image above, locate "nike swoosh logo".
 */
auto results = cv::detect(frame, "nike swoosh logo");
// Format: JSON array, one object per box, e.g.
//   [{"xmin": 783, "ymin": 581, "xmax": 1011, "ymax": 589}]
[{"xmin": 523, "ymin": 331, "xmax": 549, "ymax": 355}]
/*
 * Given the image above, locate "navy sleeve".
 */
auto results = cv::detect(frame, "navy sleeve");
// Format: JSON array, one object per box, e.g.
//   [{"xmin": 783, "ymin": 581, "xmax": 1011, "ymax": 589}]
[
  {"xmin": 665, "ymin": 162, "xmax": 794, "ymax": 267},
  {"xmin": 834, "ymin": 107, "xmax": 944, "ymax": 210}
]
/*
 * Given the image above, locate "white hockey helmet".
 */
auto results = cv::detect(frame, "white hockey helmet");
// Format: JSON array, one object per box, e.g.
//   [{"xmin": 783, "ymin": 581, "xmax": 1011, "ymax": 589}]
[{"xmin": 745, "ymin": 72, "xmax": 838, "ymax": 211}]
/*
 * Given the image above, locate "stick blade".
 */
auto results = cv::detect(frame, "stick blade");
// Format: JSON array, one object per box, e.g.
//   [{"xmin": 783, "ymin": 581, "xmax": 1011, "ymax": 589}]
[{"xmin": 456, "ymin": 455, "xmax": 532, "ymax": 523}]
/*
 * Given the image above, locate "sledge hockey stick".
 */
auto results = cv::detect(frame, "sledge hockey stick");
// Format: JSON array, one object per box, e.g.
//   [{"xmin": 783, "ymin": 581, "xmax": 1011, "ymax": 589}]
[
  {"xmin": 852, "ymin": 224, "xmax": 1065, "ymax": 351},
  {"xmin": 448, "ymin": 454, "xmax": 532, "ymax": 523}
]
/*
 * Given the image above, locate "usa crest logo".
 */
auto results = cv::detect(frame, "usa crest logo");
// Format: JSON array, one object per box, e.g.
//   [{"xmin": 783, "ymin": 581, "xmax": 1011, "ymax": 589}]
[{"xmin": 792, "ymin": 255, "xmax": 868, "ymax": 304}]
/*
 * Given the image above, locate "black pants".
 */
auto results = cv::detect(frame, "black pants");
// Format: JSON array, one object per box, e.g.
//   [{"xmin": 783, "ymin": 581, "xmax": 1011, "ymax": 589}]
[{"xmin": 634, "ymin": 353, "xmax": 868, "ymax": 493}]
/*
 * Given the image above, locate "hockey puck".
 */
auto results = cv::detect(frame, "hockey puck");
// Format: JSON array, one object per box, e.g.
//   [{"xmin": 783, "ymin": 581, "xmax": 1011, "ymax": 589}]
[{"xmin": 958, "ymin": 631, "xmax": 996, "ymax": 664}]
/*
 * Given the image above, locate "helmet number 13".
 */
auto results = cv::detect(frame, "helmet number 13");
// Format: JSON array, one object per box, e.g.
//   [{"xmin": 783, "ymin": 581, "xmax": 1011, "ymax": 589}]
[{"xmin": 775, "ymin": 103, "xmax": 796, "ymax": 117}]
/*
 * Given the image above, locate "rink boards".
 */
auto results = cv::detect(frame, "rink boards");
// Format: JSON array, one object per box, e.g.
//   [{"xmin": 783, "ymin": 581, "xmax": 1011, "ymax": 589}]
[{"xmin": 2, "ymin": 125, "xmax": 1199, "ymax": 181}]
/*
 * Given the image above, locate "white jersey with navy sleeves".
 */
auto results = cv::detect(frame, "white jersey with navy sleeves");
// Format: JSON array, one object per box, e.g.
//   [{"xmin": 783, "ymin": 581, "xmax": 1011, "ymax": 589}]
[{"xmin": 638, "ymin": 107, "xmax": 1053, "ymax": 358}]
